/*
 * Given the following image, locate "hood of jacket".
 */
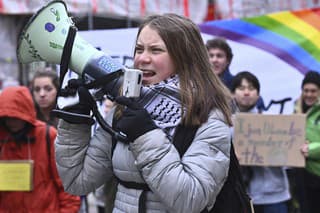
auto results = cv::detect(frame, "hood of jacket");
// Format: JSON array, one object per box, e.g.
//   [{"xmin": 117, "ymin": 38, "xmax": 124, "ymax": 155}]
[
  {"xmin": 294, "ymin": 95, "xmax": 320, "ymax": 114},
  {"xmin": 0, "ymin": 86, "xmax": 37, "ymax": 126}
]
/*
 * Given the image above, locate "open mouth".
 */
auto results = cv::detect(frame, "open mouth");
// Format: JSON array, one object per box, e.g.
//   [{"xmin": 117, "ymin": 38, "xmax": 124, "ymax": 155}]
[
  {"xmin": 305, "ymin": 98, "xmax": 316, "ymax": 104},
  {"xmin": 142, "ymin": 70, "xmax": 156, "ymax": 78}
]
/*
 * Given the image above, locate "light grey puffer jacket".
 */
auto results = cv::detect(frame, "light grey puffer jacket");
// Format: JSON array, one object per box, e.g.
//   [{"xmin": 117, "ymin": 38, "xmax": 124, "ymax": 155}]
[{"xmin": 55, "ymin": 109, "xmax": 231, "ymax": 213}]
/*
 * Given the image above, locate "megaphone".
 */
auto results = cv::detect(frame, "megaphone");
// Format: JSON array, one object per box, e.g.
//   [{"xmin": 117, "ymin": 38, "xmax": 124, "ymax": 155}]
[
  {"xmin": 17, "ymin": 0, "xmax": 142, "ymax": 141},
  {"xmin": 17, "ymin": 0, "xmax": 142, "ymax": 99}
]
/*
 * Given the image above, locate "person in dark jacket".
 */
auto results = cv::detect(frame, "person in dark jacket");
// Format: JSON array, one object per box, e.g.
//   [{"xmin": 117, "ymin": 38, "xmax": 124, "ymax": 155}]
[
  {"xmin": 0, "ymin": 86, "xmax": 80, "ymax": 212},
  {"xmin": 206, "ymin": 37, "xmax": 234, "ymax": 91}
]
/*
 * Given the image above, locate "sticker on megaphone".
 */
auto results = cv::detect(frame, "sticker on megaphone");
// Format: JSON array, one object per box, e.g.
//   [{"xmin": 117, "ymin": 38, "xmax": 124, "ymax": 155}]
[{"xmin": 122, "ymin": 68, "xmax": 142, "ymax": 98}]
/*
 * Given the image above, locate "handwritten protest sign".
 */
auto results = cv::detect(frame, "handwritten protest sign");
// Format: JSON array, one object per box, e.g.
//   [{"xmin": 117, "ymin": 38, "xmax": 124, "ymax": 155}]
[{"xmin": 233, "ymin": 114, "xmax": 306, "ymax": 167}]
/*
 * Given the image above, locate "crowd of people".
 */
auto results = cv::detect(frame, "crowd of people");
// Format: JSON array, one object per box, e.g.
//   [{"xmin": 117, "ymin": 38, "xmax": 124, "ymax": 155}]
[{"xmin": 0, "ymin": 12, "xmax": 319, "ymax": 213}]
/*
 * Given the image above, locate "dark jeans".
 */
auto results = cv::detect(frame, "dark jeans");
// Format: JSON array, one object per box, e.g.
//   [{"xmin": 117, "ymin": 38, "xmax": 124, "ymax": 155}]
[
  {"xmin": 303, "ymin": 169, "xmax": 320, "ymax": 213},
  {"xmin": 287, "ymin": 168, "xmax": 308, "ymax": 213},
  {"xmin": 288, "ymin": 168, "xmax": 320, "ymax": 213},
  {"xmin": 97, "ymin": 206, "xmax": 105, "ymax": 213}
]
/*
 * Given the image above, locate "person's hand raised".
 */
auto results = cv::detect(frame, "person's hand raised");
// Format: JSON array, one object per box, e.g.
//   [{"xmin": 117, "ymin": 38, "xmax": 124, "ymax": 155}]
[
  {"xmin": 115, "ymin": 96, "xmax": 158, "ymax": 142},
  {"xmin": 301, "ymin": 140, "xmax": 309, "ymax": 158}
]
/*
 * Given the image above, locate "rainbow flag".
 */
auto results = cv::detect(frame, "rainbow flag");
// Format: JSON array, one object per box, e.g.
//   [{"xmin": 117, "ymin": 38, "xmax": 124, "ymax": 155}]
[{"xmin": 199, "ymin": 8, "xmax": 320, "ymax": 75}]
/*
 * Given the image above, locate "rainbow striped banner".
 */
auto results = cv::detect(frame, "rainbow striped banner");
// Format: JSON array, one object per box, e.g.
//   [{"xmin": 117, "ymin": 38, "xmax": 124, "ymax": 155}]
[{"xmin": 199, "ymin": 8, "xmax": 320, "ymax": 75}]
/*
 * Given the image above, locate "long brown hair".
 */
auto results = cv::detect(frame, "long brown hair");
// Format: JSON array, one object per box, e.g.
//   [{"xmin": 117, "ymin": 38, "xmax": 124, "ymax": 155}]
[{"xmin": 134, "ymin": 14, "xmax": 232, "ymax": 126}]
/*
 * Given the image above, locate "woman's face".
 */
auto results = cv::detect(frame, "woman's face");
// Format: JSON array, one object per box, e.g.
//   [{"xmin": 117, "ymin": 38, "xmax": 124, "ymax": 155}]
[
  {"xmin": 134, "ymin": 25, "xmax": 176, "ymax": 85},
  {"xmin": 32, "ymin": 77, "xmax": 57, "ymax": 109},
  {"xmin": 302, "ymin": 83, "xmax": 320, "ymax": 107}
]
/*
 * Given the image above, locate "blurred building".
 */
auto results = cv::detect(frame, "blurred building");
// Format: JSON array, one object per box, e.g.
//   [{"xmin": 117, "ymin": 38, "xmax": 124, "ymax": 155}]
[
  {"xmin": 0, "ymin": 0, "xmax": 208, "ymax": 88},
  {"xmin": 211, "ymin": 0, "xmax": 320, "ymax": 20},
  {"xmin": 0, "ymin": 0, "xmax": 319, "ymax": 88}
]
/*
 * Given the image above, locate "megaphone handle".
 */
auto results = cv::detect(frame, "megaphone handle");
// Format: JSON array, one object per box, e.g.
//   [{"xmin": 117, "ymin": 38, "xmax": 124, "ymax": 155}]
[
  {"xmin": 58, "ymin": 25, "xmax": 78, "ymax": 93},
  {"xmin": 92, "ymin": 105, "xmax": 128, "ymax": 142}
]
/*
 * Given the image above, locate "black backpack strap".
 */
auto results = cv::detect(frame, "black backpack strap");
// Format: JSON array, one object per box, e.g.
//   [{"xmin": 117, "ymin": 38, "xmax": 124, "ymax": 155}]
[
  {"xmin": 229, "ymin": 143, "xmax": 253, "ymax": 212},
  {"xmin": 58, "ymin": 25, "xmax": 77, "ymax": 92},
  {"xmin": 207, "ymin": 139, "xmax": 253, "ymax": 213},
  {"xmin": 173, "ymin": 124, "xmax": 199, "ymax": 157},
  {"xmin": 116, "ymin": 178, "xmax": 150, "ymax": 191},
  {"xmin": 111, "ymin": 114, "xmax": 119, "ymax": 157},
  {"xmin": 45, "ymin": 124, "xmax": 56, "ymax": 184},
  {"xmin": 45, "ymin": 124, "xmax": 51, "ymax": 157},
  {"xmin": 111, "ymin": 114, "xmax": 150, "ymax": 213}
]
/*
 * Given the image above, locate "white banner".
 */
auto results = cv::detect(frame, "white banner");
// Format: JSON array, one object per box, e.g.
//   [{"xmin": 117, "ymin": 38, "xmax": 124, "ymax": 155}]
[{"xmin": 78, "ymin": 28, "xmax": 302, "ymax": 114}]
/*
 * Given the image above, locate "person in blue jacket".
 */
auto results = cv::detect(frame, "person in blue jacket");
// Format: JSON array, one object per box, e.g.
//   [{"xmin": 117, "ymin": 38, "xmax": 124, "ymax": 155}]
[
  {"xmin": 206, "ymin": 37, "xmax": 234, "ymax": 91},
  {"xmin": 206, "ymin": 38, "xmax": 266, "ymax": 112}
]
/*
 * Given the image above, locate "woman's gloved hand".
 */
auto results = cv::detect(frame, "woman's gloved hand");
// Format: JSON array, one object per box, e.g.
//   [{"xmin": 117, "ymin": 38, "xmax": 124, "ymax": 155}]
[
  {"xmin": 52, "ymin": 79, "xmax": 96, "ymax": 125},
  {"xmin": 115, "ymin": 96, "xmax": 158, "ymax": 142}
]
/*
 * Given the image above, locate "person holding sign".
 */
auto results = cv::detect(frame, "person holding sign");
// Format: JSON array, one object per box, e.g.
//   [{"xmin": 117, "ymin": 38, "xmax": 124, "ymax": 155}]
[
  {"xmin": 292, "ymin": 70, "xmax": 320, "ymax": 213},
  {"xmin": 231, "ymin": 71, "xmax": 291, "ymax": 213},
  {"xmin": 0, "ymin": 86, "xmax": 80, "ymax": 212}
]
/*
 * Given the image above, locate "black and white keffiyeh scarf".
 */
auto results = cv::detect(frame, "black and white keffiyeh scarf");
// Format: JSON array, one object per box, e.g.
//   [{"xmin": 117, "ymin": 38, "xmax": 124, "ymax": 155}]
[{"xmin": 138, "ymin": 75, "xmax": 182, "ymax": 139}]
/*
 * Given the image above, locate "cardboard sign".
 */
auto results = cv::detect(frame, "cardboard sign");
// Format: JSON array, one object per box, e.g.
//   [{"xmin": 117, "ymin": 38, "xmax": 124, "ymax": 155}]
[
  {"xmin": 0, "ymin": 160, "xmax": 34, "ymax": 191},
  {"xmin": 233, "ymin": 114, "xmax": 306, "ymax": 167}
]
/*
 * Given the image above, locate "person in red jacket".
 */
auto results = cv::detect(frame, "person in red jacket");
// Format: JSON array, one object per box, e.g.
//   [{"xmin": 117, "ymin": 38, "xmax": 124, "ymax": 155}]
[{"xmin": 0, "ymin": 86, "xmax": 80, "ymax": 213}]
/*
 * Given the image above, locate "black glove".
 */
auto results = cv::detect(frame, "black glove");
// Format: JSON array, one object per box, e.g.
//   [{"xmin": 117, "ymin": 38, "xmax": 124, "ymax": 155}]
[
  {"xmin": 64, "ymin": 86, "xmax": 94, "ymax": 115},
  {"xmin": 115, "ymin": 96, "xmax": 158, "ymax": 142},
  {"xmin": 52, "ymin": 79, "xmax": 96, "ymax": 125}
]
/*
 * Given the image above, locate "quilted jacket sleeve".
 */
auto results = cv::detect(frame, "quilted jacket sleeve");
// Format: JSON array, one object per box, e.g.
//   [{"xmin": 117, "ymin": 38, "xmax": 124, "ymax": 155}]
[
  {"xmin": 55, "ymin": 111, "xmax": 115, "ymax": 195},
  {"xmin": 48, "ymin": 126, "xmax": 81, "ymax": 212}
]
